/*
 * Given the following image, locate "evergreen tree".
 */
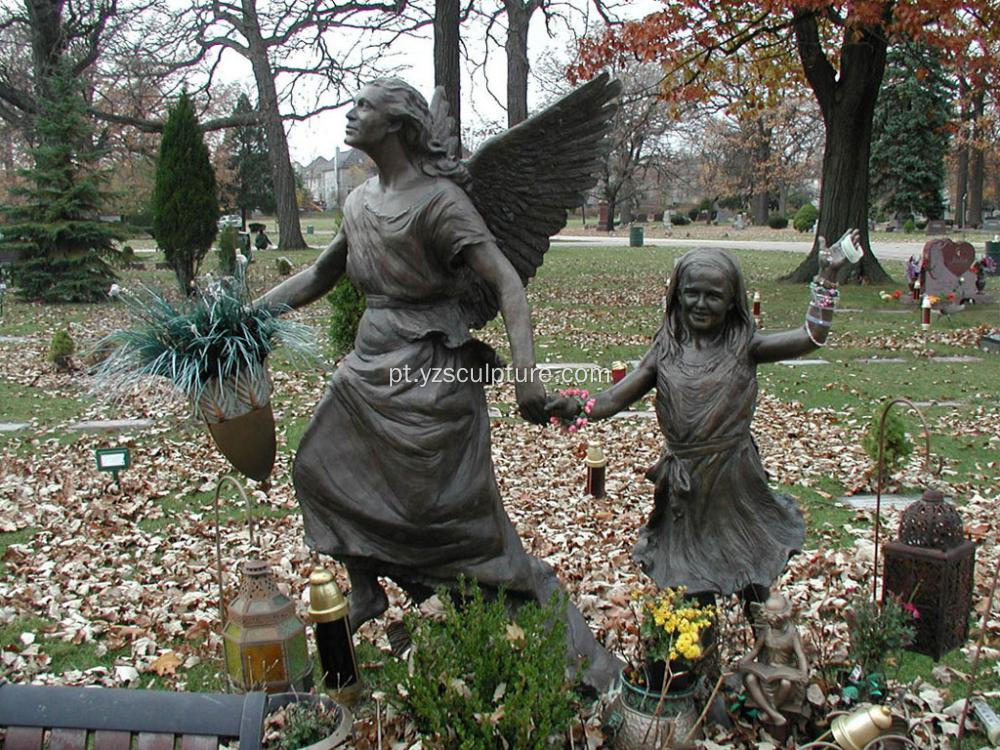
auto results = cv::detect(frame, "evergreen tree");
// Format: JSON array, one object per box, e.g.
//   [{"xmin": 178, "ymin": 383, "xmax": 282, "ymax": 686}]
[
  {"xmin": 152, "ymin": 90, "xmax": 219, "ymax": 294},
  {"xmin": 870, "ymin": 43, "xmax": 953, "ymax": 224},
  {"xmin": 222, "ymin": 95, "xmax": 275, "ymax": 228},
  {"xmin": 0, "ymin": 64, "xmax": 121, "ymax": 303}
]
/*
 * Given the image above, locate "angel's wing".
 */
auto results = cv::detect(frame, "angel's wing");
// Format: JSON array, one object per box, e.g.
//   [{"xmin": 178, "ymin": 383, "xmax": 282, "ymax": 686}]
[{"xmin": 458, "ymin": 72, "xmax": 622, "ymax": 329}]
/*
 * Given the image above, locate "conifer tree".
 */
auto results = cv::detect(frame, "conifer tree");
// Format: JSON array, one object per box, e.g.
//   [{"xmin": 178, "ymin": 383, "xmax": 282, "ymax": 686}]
[
  {"xmin": 870, "ymin": 44, "xmax": 953, "ymax": 224},
  {"xmin": 152, "ymin": 90, "xmax": 219, "ymax": 294},
  {"xmin": 0, "ymin": 64, "xmax": 121, "ymax": 303},
  {"xmin": 222, "ymin": 95, "xmax": 275, "ymax": 228}
]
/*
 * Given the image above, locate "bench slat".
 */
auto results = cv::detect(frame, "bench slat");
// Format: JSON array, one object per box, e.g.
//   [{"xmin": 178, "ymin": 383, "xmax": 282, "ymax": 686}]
[
  {"xmin": 3, "ymin": 726, "xmax": 44, "ymax": 750},
  {"xmin": 136, "ymin": 733, "xmax": 175, "ymax": 750},
  {"xmin": 49, "ymin": 728, "xmax": 88, "ymax": 750},
  {"xmin": 180, "ymin": 735, "xmax": 218, "ymax": 750},
  {"xmin": 93, "ymin": 730, "xmax": 133, "ymax": 750}
]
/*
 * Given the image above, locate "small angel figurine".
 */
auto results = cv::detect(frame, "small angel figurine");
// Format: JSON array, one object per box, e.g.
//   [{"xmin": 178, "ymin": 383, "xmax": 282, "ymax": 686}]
[
  {"xmin": 259, "ymin": 75, "xmax": 623, "ymax": 690},
  {"xmin": 738, "ymin": 593, "xmax": 809, "ymax": 726}
]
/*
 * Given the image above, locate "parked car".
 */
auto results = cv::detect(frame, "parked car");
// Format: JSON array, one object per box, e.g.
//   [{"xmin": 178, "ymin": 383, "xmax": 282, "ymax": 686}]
[{"xmin": 218, "ymin": 214, "xmax": 241, "ymax": 229}]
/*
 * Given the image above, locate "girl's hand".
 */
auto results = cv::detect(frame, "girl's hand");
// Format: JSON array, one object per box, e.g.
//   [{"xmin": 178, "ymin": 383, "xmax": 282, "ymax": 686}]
[
  {"xmin": 817, "ymin": 228, "xmax": 860, "ymax": 281},
  {"xmin": 544, "ymin": 394, "xmax": 581, "ymax": 421}
]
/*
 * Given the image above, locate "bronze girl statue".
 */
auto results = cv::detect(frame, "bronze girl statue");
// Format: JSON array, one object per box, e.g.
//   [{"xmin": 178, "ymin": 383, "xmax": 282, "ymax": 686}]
[{"xmin": 548, "ymin": 238, "xmax": 856, "ymax": 607}]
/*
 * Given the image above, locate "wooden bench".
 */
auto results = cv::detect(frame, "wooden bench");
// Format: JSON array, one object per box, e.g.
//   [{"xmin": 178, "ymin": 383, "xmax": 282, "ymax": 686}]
[{"xmin": 0, "ymin": 683, "xmax": 267, "ymax": 750}]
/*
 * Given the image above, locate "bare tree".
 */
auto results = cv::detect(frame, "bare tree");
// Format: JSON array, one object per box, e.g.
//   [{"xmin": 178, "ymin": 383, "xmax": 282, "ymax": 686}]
[{"xmin": 133, "ymin": 0, "xmax": 419, "ymax": 250}]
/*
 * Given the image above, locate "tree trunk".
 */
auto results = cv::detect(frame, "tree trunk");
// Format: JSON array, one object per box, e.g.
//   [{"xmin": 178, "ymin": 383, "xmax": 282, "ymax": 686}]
[
  {"xmin": 242, "ymin": 0, "xmax": 306, "ymax": 251},
  {"xmin": 954, "ymin": 80, "xmax": 969, "ymax": 227},
  {"xmin": 26, "ymin": 0, "xmax": 64, "ymax": 98},
  {"xmin": 749, "ymin": 117, "xmax": 771, "ymax": 225},
  {"xmin": 750, "ymin": 192, "xmax": 769, "ymax": 225},
  {"xmin": 968, "ymin": 89, "xmax": 985, "ymax": 228},
  {"xmin": 604, "ymin": 191, "xmax": 617, "ymax": 231},
  {"xmin": 785, "ymin": 13, "xmax": 891, "ymax": 283},
  {"xmin": 434, "ymin": 0, "xmax": 462, "ymax": 152},
  {"xmin": 504, "ymin": 0, "xmax": 536, "ymax": 127}
]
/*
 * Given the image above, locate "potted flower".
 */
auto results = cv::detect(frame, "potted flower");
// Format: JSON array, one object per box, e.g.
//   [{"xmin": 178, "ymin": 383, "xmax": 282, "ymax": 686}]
[
  {"xmin": 94, "ymin": 265, "xmax": 315, "ymax": 481},
  {"xmin": 610, "ymin": 587, "xmax": 715, "ymax": 749}
]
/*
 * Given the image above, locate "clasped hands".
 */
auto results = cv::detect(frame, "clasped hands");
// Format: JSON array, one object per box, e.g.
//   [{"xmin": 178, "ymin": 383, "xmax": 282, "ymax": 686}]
[{"xmin": 513, "ymin": 371, "xmax": 581, "ymax": 425}]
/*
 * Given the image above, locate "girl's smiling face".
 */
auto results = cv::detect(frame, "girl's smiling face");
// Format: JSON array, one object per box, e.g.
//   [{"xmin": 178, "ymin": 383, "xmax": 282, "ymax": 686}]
[{"xmin": 678, "ymin": 265, "xmax": 734, "ymax": 335}]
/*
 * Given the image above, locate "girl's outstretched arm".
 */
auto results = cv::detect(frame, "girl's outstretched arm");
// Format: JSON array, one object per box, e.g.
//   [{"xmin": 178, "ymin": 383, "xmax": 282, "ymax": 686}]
[{"xmin": 546, "ymin": 346, "xmax": 657, "ymax": 421}]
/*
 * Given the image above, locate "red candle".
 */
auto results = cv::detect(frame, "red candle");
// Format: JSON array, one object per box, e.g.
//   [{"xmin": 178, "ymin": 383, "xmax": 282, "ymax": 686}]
[
  {"xmin": 921, "ymin": 295, "xmax": 932, "ymax": 330},
  {"xmin": 752, "ymin": 291, "xmax": 761, "ymax": 318},
  {"xmin": 611, "ymin": 361, "xmax": 626, "ymax": 384}
]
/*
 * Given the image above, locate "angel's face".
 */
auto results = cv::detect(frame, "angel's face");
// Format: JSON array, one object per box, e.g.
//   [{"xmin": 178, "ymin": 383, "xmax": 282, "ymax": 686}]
[{"xmin": 345, "ymin": 86, "xmax": 398, "ymax": 151}]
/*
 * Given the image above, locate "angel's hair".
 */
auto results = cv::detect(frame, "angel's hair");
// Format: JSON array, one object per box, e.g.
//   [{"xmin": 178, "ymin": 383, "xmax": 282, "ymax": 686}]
[
  {"xmin": 660, "ymin": 247, "xmax": 755, "ymax": 358},
  {"xmin": 368, "ymin": 78, "xmax": 469, "ymax": 186}
]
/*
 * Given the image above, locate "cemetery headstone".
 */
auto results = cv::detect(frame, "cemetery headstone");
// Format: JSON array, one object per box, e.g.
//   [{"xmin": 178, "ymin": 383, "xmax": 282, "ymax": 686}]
[
  {"xmin": 924, "ymin": 219, "xmax": 947, "ymax": 235},
  {"xmin": 919, "ymin": 238, "xmax": 992, "ymax": 311}
]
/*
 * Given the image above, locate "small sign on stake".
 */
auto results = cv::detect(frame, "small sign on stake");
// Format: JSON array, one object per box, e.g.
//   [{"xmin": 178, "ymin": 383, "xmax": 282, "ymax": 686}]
[{"xmin": 95, "ymin": 446, "xmax": 130, "ymax": 490}]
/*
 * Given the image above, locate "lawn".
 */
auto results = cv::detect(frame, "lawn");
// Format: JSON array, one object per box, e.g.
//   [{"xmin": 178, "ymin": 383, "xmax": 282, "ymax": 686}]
[{"xmin": 0, "ymin": 243, "xmax": 998, "ymax": 746}]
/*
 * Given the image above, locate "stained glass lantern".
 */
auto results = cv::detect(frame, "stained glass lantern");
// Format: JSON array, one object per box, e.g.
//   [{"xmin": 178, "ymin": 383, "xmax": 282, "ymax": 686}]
[
  {"xmin": 223, "ymin": 560, "xmax": 313, "ymax": 692},
  {"xmin": 882, "ymin": 488, "xmax": 975, "ymax": 660}
]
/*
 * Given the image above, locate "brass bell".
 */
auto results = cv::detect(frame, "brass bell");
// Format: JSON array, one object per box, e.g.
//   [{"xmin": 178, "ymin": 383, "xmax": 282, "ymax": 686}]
[{"xmin": 831, "ymin": 704, "xmax": 893, "ymax": 750}]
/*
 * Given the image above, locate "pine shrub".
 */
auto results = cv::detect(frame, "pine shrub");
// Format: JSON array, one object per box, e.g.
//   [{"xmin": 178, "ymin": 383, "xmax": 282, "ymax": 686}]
[
  {"xmin": 152, "ymin": 91, "xmax": 220, "ymax": 294},
  {"xmin": 767, "ymin": 214, "xmax": 789, "ymax": 229},
  {"xmin": 862, "ymin": 409, "xmax": 913, "ymax": 483},
  {"xmin": 670, "ymin": 215, "xmax": 690, "ymax": 226},
  {"xmin": 0, "ymin": 63, "xmax": 121, "ymax": 302},
  {"xmin": 326, "ymin": 278, "xmax": 366, "ymax": 356},
  {"xmin": 48, "ymin": 329, "xmax": 75, "ymax": 372},
  {"xmin": 382, "ymin": 582, "xmax": 575, "ymax": 749},
  {"xmin": 792, "ymin": 203, "xmax": 818, "ymax": 233}
]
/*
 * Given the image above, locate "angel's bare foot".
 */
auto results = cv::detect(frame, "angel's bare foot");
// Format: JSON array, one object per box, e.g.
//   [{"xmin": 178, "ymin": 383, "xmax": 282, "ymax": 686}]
[{"xmin": 346, "ymin": 568, "xmax": 388, "ymax": 634}]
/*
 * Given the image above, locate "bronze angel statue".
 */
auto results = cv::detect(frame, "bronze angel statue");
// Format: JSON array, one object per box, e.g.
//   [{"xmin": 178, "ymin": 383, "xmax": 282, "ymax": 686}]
[{"xmin": 260, "ymin": 75, "xmax": 622, "ymax": 689}]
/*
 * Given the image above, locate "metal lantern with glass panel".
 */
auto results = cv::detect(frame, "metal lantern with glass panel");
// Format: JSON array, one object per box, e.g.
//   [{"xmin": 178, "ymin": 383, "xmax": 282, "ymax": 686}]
[
  {"xmin": 882, "ymin": 488, "xmax": 975, "ymax": 660},
  {"xmin": 222, "ymin": 559, "xmax": 312, "ymax": 692}
]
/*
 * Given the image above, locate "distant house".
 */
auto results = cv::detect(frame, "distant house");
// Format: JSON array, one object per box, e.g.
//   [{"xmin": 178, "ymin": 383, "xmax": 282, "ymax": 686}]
[{"xmin": 299, "ymin": 149, "xmax": 374, "ymax": 210}]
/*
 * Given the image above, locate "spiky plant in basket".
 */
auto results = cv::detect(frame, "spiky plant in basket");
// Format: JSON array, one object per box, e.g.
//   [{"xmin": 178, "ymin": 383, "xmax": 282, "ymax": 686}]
[{"xmin": 94, "ymin": 264, "xmax": 316, "ymax": 479}]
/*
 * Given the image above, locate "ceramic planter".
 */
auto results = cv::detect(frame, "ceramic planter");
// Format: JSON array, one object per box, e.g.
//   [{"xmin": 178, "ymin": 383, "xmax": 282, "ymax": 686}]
[
  {"xmin": 265, "ymin": 692, "xmax": 352, "ymax": 750},
  {"xmin": 609, "ymin": 673, "xmax": 702, "ymax": 750}
]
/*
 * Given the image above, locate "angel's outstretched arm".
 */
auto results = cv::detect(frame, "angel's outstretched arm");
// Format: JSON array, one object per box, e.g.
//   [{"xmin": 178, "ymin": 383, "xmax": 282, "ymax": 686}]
[
  {"xmin": 257, "ymin": 229, "xmax": 348, "ymax": 310},
  {"xmin": 462, "ymin": 239, "xmax": 546, "ymax": 425}
]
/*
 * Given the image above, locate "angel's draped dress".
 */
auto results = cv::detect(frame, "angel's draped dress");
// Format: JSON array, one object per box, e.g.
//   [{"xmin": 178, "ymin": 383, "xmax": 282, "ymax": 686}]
[
  {"xmin": 293, "ymin": 177, "xmax": 542, "ymax": 591},
  {"xmin": 634, "ymin": 331, "xmax": 805, "ymax": 596}
]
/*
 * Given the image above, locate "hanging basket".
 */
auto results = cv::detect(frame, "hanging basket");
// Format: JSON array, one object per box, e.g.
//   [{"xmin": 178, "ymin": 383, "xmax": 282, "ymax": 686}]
[{"xmin": 199, "ymin": 364, "xmax": 276, "ymax": 481}]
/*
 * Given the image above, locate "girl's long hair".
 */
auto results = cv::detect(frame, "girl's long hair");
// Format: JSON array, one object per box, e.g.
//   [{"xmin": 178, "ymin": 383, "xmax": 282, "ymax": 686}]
[
  {"xmin": 660, "ymin": 248, "xmax": 755, "ymax": 359},
  {"xmin": 368, "ymin": 78, "xmax": 469, "ymax": 187}
]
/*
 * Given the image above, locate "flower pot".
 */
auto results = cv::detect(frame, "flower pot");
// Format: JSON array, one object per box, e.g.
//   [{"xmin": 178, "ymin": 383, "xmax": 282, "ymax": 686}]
[
  {"xmin": 610, "ymin": 673, "xmax": 702, "ymax": 749},
  {"xmin": 200, "ymin": 365, "xmax": 276, "ymax": 481},
  {"xmin": 265, "ymin": 692, "xmax": 352, "ymax": 750},
  {"xmin": 206, "ymin": 404, "xmax": 276, "ymax": 481}
]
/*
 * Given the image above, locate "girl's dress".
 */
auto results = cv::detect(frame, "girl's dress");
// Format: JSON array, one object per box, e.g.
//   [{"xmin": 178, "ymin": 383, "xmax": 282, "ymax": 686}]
[{"xmin": 634, "ymin": 330, "xmax": 805, "ymax": 596}]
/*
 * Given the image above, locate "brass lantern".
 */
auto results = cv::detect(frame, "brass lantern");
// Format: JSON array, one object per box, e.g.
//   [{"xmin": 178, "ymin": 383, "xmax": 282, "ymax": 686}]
[
  {"xmin": 223, "ymin": 559, "xmax": 313, "ymax": 692},
  {"xmin": 882, "ymin": 488, "xmax": 975, "ymax": 660}
]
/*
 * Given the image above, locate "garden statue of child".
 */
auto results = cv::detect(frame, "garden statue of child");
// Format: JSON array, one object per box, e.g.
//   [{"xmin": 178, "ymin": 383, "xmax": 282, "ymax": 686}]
[
  {"xmin": 738, "ymin": 592, "xmax": 809, "ymax": 725},
  {"xmin": 547, "ymin": 237, "xmax": 857, "ymax": 609},
  {"xmin": 258, "ymin": 75, "xmax": 624, "ymax": 690}
]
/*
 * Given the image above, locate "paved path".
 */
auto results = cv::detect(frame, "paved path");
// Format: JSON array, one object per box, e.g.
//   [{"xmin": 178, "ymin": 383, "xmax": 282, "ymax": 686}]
[{"xmin": 553, "ymin": 235, "xmax": 922, "ymax": 262}]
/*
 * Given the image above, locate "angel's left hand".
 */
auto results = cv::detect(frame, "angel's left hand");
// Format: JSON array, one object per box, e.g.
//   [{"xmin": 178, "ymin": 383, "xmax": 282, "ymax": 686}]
[{"xmin": 515, "ymin": 378, "xmax": 547, "ymax": 425}]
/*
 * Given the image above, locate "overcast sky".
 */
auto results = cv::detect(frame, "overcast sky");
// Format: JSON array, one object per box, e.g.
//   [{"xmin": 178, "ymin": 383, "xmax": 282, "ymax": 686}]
[{"xmin": 273, "ymin": 1, "xmax": 659, "ymax": 165}]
